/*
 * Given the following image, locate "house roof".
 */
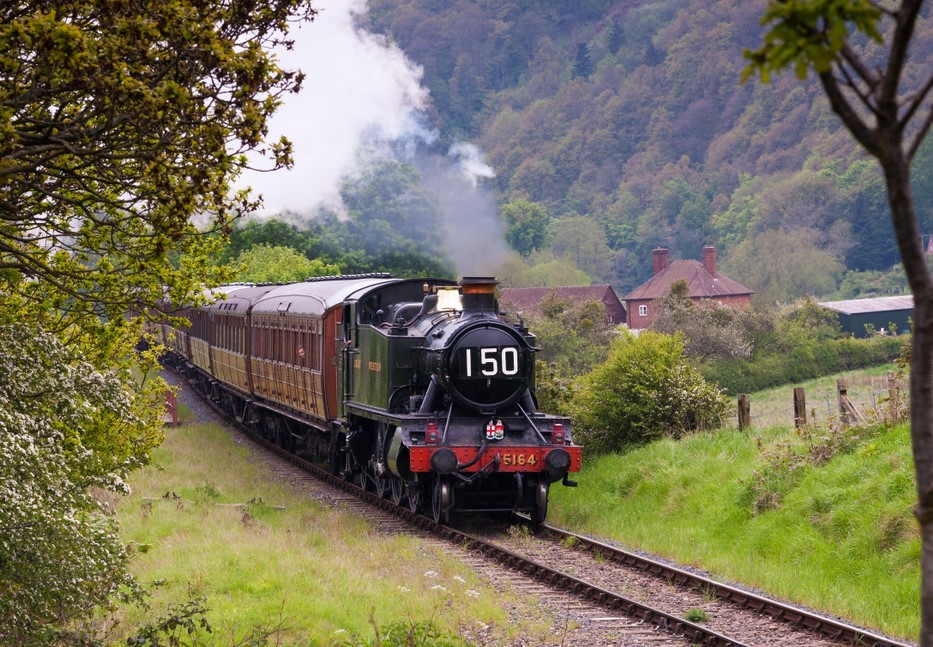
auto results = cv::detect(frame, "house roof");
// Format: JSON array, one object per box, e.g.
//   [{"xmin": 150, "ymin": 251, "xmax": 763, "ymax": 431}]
[
  {"xmin": 818, "ymin": 295, "xmax": 914, "ymax": 315},
  {"xmin": 500, "ymin": 285, "xmax": 626, "ymax": 319},
  {"xmin": 624, "ymin": 259, "xmax": 753, "ymax": 301}
]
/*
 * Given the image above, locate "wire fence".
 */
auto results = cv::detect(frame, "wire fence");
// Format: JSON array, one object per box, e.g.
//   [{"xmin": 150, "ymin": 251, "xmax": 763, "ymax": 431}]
[{"xmin": 730, "ymin": 371, "xmax": 905, "ymax": 431}]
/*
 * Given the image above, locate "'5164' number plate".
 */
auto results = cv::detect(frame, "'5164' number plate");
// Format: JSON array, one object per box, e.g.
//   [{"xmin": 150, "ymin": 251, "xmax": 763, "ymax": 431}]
[{"xmin": 500, "ymin": 451, "xmax": 538, "ymax": 468}]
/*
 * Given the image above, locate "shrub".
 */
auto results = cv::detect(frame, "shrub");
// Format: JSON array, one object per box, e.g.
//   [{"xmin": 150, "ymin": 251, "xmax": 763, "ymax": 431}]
[{"xmin": 571, "ymin": 331, "xmax": 729, "ymax": 453}]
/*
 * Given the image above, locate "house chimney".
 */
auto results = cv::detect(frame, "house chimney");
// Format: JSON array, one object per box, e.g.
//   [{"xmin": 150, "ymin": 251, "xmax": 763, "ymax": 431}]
[
  {"xmin": 702, "ymin": 246, "xmax": 717, "ymax": 277},
  {"xmin": 652, "ymin": 247, "xmax": 670, "ymax": 275}
]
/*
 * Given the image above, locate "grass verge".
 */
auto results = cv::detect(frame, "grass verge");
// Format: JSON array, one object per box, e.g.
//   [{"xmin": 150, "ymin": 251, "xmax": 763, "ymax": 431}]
[
  {"xmin": 115, "ymin": 417, "xmax": 556, "ymax": 645},
  {"xmin": 548, "ymin": 418, "xmax": 919, "ymax": 640}
]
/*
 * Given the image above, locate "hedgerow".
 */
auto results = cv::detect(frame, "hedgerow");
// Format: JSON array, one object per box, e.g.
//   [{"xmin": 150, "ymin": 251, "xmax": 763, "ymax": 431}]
[{"xmin": 702, "ymin": 335, "xmax": 904, "ymax": 395}]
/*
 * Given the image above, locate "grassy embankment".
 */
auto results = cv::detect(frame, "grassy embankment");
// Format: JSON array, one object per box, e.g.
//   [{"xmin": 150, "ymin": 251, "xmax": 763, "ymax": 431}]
[
  {"xmin": 115, "ymin": 407, "xmax": 558, "ymax": 646},
  {"xmin": 549, "ymin": 365, "xmax": 919, "ymax": 641}
]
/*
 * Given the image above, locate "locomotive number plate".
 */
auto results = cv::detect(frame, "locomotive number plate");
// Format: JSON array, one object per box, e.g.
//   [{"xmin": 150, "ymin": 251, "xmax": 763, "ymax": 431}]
[{"xmin": 501, "ymin": 451, "xmax": 538, "ymax": 467}]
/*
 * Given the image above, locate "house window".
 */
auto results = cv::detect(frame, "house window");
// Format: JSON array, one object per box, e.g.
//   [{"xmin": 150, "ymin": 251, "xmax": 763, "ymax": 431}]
[{"xmin": 638, "ymin": 305, "xmax": 648, "ymax": 317}]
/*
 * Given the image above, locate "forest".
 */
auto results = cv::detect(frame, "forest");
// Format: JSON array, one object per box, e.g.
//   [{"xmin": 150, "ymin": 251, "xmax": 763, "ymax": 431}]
[{"xmin": 241, "ymin": 0, "xmax": 933, "ymax": 305}]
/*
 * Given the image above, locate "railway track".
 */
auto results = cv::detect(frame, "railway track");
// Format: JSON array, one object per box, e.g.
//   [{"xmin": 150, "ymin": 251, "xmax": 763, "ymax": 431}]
[{"xmin": 174, "ymin": 373, "xmax": 915, "ymax": 647}]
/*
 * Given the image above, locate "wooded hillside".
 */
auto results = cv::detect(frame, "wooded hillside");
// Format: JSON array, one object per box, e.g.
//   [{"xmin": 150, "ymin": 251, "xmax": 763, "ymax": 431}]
[{"xmin": 363, "ymin": 0, "xmax": 933, "ymax": 300}]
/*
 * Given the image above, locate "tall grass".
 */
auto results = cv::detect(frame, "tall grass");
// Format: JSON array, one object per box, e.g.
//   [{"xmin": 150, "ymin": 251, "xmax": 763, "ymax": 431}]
[
  {"xmin": 549, "ymin": 372, "xmax": 919, "ymax": 641},
  {"xmin": 115, "ymin": 417, "xmax": 552, "ymax": 645}
]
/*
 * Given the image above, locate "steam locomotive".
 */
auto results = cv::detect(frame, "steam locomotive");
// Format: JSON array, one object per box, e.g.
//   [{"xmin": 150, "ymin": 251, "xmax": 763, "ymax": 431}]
[{"xmin": 157, "ymin": 274, "xmax": 580, "ymax": 525}]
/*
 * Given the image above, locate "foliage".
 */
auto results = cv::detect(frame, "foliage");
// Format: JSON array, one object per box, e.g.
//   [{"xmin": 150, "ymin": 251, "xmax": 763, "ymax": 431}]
[
  {"xmin": 522, "ymin": 294, "xmax": 615, "ymax": 375},
  {"xmin": 219, "ymin": 219, "xmax": 319, "ymax": 266},
  {"xmin": 0, "ymin": 321, "xmax": 164, "ymax": 646},
  {"xmin": 836, "ymin": 266, "xmax": 909, "ymax": 300},
  {"xmin": 126, "ymin": 594, "xmax": 212, "ymax": 647},
  {"xmin": 532, "ymin": 359, "xmax": 575, "ymax": 417},
  {"xmin": 0, "ymin": 1, "xmax": 314, "ymax": 642},
  {"xmin": 333, "ymin": 619, "xmax": 471, "ymax": 647},
  {"xmin": 502, "ymin": 199, "xmax": 551, "ymax": 257},
  {"xmin": 571, "ymin": 330, "xmax": 729, "ymax": 452},
  {"xmin": 704, "ymin": 331, "xmax": 905, "ymax": 396},
  {"xmin": 496, "ymin": 251, "xmax": 590, "ymax": 288},
  {"xmin": 651, "ymin": 285, "xmax": 769, "ymax": 360},
  {"xmin": 365, "ymin": 0, "xmax": 933, "ymax": 295},
  {"xmin": 0, "ymin": 0, "xmax": 314, "ymax": 336},
  {"xmin": 230, "ymin": 244, "xmax": 340, "ymax": 284},
  {"xmin": 722, "ymin": 228, "xmax": 846, "ymax": 305}
]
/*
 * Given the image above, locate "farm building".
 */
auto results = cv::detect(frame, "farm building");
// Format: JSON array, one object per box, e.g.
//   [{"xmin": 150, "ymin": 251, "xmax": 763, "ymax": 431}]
[
  {"xmin": 624, "ymin": 246, "xmax": 753, "ymax": 330},
  {"xmin": 818, "ymin": 295, "xmax": 913, "ymax": 337},
  {"xmin": 499, "ymin": 285, "xmax": 627, "ymax": 325}
]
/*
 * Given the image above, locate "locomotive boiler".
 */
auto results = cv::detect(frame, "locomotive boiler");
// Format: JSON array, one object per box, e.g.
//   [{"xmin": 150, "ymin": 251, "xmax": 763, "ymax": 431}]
[{"xmin": 159, "ymin": 274, "xmax": 580, "ymax": 525}]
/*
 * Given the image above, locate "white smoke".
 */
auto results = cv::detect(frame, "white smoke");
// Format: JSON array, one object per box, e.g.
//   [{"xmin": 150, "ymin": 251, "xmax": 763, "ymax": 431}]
[
  {"xmin": 448, "ymin": 142, "xmax": 496, "ymax": 188},
  {"xmin": 243, "ymin": 0, "xmax": 434, "ymax": 215},
  {"xmin": 239, "ymin": 0, "xmax": 510, "ymax": 275}
]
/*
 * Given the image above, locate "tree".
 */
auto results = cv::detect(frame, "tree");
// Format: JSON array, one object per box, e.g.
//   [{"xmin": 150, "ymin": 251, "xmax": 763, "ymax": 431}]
[
  {"xmin": 550, "ymin": 215, "xmax": 614, "ymax": 281},
  {"xmin": 606, "ymin": 18, "xmax": 625, "ymax": 55},
  {"xmin": 496, "ymin": 251, "xmax": 591, "ymax": 288},
  {"xmin": 230, "ymin": 244, "xmax": 340, "ymax": 284},
  {"xmin": 0, "ymin": 321, "xmax": 159, "ymax": 645},
  {"xmin": 571, "ymin": 330, "xmax": 729, "ymax": 453},
  {"xmin": 745, "ymin": 2, "xmax": 933, "ymax": 641},
  {"xmin": 723, "ymin": 228, "xmax": 845, "ymax": 305},
  {"xmin": 572, "ymin": 42, "xmax": 594, "ymax": 80},
  {"xmin": 0, "ymin": 0, "xmax": 315, "ymax": 338},
  {"xmin": 651, "ymin": 281, "xmax": 758, "ymax": 361},
  {"xmin": 220, "ymin": 219, "xmax": 318, "ymax": 265},
  {"xmin": 0, "ymin": 1, "xmax": 315, "ymax": 640},
  {"xmin": 502, "ymin": 199, "xmax": 552, "ymax": 257}
]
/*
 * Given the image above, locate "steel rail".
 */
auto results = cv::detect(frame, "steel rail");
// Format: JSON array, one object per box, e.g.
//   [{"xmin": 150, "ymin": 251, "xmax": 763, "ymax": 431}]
[{"xmin": 537, "ymin": 524, "xmax": 914, "ymax": 647}]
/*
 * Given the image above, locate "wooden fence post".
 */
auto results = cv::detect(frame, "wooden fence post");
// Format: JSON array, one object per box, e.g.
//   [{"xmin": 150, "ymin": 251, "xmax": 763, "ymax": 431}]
[
  {"xmin": 888, "ymin": 371, "xmax": 899, "ymax": 421},
  {"xmin": 793, "ymin": 387, "xmax": 807, "ymax": 428},
  {"xmin": 737, "ymin": 394, "xmax": 750, "ymax": 431},
  {"xmin": 837, "ymin": 378, "xmax": 863, "ymax": 425}
]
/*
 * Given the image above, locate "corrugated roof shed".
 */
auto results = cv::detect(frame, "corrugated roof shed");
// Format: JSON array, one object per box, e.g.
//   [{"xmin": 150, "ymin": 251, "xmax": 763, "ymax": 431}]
[{"xmin": 818, "ymin": 295, "xmax": 914, "ymax": 315}]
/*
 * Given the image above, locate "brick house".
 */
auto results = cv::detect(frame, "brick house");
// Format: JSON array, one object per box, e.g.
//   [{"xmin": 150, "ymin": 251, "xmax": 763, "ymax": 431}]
[
  {"xmin": 624, "ymin": 246, "xmax": 753, "ymax": 329},
  {"xmin": 499, "ymin": 285, "xmax": 627, "ymax": 325}
]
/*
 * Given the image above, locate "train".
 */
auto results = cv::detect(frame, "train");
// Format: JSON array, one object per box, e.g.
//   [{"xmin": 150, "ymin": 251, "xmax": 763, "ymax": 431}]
[{"xmin": 154, "ymin": 274, "xmax": 581, "ymax": 526}]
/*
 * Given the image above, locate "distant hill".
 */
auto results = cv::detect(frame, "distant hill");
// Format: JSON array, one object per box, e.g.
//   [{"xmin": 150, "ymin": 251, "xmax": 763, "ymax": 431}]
[{"xmin": 366, "ymin": 0, "xmax": 933, "ymax": 298}]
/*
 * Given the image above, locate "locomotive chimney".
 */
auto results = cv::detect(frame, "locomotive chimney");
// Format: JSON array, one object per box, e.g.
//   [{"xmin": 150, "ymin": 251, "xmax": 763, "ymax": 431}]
[
  {"xmin": 652, "ymin": 247, "xmax": 670, "ymax": 275},
  {"xmin": 460, "ymin": 276, "xmax": 498, "ymax": 313}
]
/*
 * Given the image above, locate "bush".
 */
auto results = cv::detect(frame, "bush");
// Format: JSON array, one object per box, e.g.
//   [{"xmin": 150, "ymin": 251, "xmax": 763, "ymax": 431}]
[{"xmin": 571, "ymin": 331, "xmax": 729, "ymax": 453}]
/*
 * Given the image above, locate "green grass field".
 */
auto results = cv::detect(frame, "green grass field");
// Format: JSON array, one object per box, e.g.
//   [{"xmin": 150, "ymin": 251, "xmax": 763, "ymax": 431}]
[
  {"xmin": 549, "ymin": 366, "xmax": 919, "ymax": 640},
  {"xmin": 115, "ymin": 414, "xmax": 557, "ymax": 646}
]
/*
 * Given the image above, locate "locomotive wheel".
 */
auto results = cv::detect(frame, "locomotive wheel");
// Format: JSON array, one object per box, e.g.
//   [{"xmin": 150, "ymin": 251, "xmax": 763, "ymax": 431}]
[
  {"xmin": 389, "ymin": 478, "xmax": 404, "ymax": 506},
  {"xmin": 431, "ymin": 476, "xmax": 451, "ymax": 525},
  {"xmin": 374, "ymin": 474, "xmax": 389, "ymax": 498},
  {"xmin": 532, "ymin": 480, "xmax": 549, "ymax": 530},
  {"xmin": 407, "ymin": 482, "xmax": 425, "ymax": 514}
]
